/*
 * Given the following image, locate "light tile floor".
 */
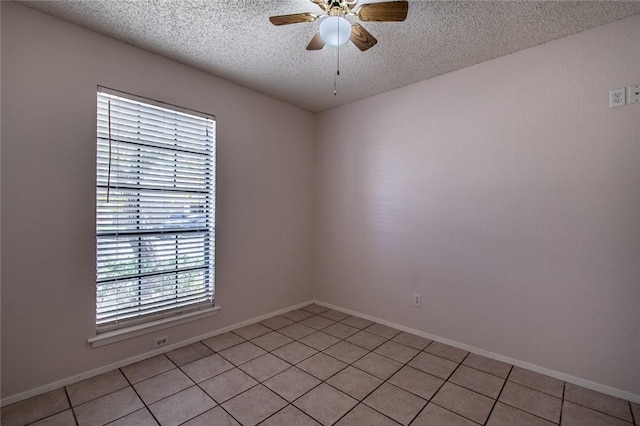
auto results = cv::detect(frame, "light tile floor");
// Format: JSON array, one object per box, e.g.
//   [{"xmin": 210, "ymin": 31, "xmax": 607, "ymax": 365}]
[{"xmin": 2, "ymin": 304, "xmax": 639, "ymax": 426}]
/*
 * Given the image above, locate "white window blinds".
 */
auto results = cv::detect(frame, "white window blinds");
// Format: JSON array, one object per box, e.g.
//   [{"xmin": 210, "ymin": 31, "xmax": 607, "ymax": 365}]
[{"xmin": 96, "ymin": 88, "xmax": 215, "ymax": 332}]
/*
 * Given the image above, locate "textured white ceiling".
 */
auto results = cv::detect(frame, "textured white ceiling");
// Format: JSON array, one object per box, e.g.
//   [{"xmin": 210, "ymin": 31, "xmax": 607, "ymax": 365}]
[{"xmin": 21, "ymin": 1, "xmax": 640, "ymax": 112}]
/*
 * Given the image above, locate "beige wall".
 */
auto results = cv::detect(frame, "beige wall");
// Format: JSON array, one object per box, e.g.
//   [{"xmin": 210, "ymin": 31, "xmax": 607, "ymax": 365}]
[
  {"xmin": 1, "ymin": 2, "xmax": 314, "ymax": 398},
  {"xmin": 314, "ymin": 15, "xmax": 640, "ymax": 395}
]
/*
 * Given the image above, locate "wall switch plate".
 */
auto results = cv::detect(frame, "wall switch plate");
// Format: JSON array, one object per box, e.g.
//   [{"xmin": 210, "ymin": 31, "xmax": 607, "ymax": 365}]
[
  {"xmin": 629, "ymin": 85, "xmax": 640, "ymax": 104},
  {"xmin": 610, "ymin": 88, "xmax": 626, "ymax": 108}
]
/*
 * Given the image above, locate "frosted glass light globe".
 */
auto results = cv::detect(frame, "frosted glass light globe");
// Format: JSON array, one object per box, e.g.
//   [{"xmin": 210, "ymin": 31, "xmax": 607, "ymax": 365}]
[{"xmin": 319, "ymin": 16, "xmax": 350, "ymax": 47}]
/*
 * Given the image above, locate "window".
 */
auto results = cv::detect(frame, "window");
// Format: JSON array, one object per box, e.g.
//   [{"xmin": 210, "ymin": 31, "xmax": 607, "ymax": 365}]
[{"xmin": 96, "ymin": 87, "xmax": 215, "ymax": 332}]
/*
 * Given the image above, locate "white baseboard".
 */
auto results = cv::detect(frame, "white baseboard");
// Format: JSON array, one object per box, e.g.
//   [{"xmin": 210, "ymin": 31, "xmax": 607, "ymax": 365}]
[
  {"xmin": 0, "ymin": 300, "xmax": 313, "ymax": 407},
  {"xmin": 313, "ymin": 300, "xmax": 640, "ymax": 404}
]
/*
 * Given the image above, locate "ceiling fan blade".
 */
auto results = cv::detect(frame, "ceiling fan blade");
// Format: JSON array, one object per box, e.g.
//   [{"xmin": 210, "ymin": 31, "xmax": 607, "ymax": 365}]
[
  {"xmin": 350, "ymin": 23, "xmax": 377, "ymax": 51},
  {"xmin": 269, "ymin": 13, "xmax": 317, "ymax": 26},
  {"xmin": 357, "ymin": 1, "xmax": 408, "ymax": 21},
  {"xmin": 306, "ymin": 32, "xmax": 325, "ymax": 50}
]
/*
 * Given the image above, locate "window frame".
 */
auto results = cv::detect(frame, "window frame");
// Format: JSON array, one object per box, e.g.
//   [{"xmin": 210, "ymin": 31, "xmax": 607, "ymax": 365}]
[{"xmin": 95, "ymin": 87, "xmax": 216, "ymax": 333}]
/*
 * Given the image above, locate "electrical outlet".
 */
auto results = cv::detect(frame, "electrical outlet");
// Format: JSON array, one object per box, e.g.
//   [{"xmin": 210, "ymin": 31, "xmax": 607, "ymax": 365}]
[
  {"xmin": 412, "ymin": 293, "xmax": 421, "ymax": 307},
  {"xmin": 154, "ymin": 335, "xmax": 169, "ymax": 348},
  {"xmin": 610, "ymin": 88, "xmax": 625, "ymax": 108},
  {"xmin": 629, "ymin": 85, "xmax": 640, "ymax": 104}
]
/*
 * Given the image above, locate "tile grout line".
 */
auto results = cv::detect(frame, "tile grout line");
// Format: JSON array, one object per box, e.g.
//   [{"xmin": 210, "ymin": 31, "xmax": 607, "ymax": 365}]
[
  {"xmin": 397, "ymin": 339, "xmax": 440, "ymax": 426},
  {"xmin": 19, "ymin": 398, "xmax": 72, "ymax": 425},
  {"xmin": 193, "ymin": 383, "xmax": 246, "ymax": 426},
  {"xmin": 120, "ymin": 354, "xmax": 182, "ymax": 389},
  {"xmin": 505, "ymin": 377, "xmax": 566, "ymax": 400},
  {"xmin": 407, "ymin": 339, "xmax": 468, "ymax": 424},
  {"xmin": 508, "ymin": 379, "xmax": 632, "ymax": 424},
  {"xmin": 172, "ymin": 348, "xmax": 233, "ymax": 421},
  {"xmin": 188, "ymin": 365, "xmax": 240, "ymax": 425},
  {"xmin": 62, "ymin": 381, "xmax": 135, "ymax": 418},
  {"xmin": 556, "ymin": 397, "xmax": 636, "ymax": 425},
  {"xmin": 559, "ymin": 381, "xmax": 566, "ymax": 425},
  {"xmin": 416, "ymin": 351, "xmax": 491, "ymax": 426},
  {"xmin": 63, "ymin": 386, "xmax": 80, "ymax": 426},
  {"xmin": 118, "ymin": 365, "xmax": 164, "ymax": 425},
  {"xmin": 482, "ymin": 364, "xmax": 513, "ymax": 426},
  {"xmin": 164, "ymin": 341, "xmax": 234, "ymax": 425},
  {"xmin": 495, "ymin": 400, "xmax": 564, "ymax": 425},
  {"xmin": 491, "ymin": 364, "xmax": 565, "ymax": 425},
  {"xmin": 20, "ymin": 398, "xmax": 73, "ymax": 425},
  {"xmin": 497, "ymin": 399, "xmax": 565, "ymax": 425}
]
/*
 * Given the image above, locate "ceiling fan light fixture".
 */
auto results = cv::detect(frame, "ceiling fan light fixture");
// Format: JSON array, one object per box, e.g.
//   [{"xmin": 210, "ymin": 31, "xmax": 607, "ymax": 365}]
[{"xmin": 319, "ymin": 16, "xmax": 350, "ymax": 47}]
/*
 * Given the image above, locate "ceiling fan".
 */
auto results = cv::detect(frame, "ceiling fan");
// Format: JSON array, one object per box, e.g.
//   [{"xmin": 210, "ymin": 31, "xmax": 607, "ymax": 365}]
[{"xmin": 269, "ymin": 0, "xmax": 409, "ymax": 52}]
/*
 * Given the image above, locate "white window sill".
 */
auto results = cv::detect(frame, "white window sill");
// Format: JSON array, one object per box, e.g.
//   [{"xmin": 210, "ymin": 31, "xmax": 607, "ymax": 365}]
[{"xmin": 88, "ymin": 306, "xmax": 221, "ymax": 348}]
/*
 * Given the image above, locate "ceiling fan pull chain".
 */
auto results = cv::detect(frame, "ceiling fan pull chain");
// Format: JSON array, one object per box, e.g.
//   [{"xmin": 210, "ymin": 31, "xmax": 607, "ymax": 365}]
[
  {"xmin": 337, "ymin": 40, "xmax": 340, "ymax": 76},
  {"xmin": 334, "ymin": 42, "xmax": 340, "ymax": 96}
]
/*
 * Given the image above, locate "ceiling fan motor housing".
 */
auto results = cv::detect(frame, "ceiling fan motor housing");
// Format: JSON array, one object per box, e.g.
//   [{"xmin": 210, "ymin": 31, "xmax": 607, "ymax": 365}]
[{"xmin": 323, "ymin": 0, "xmax": 356, "ymax": 16}]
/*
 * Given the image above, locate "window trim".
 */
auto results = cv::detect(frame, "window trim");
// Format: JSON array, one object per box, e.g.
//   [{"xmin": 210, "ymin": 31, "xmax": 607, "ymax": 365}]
[{"xmin": 88, "ymin": 306, "xmax": 221, "ymax": 348}]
